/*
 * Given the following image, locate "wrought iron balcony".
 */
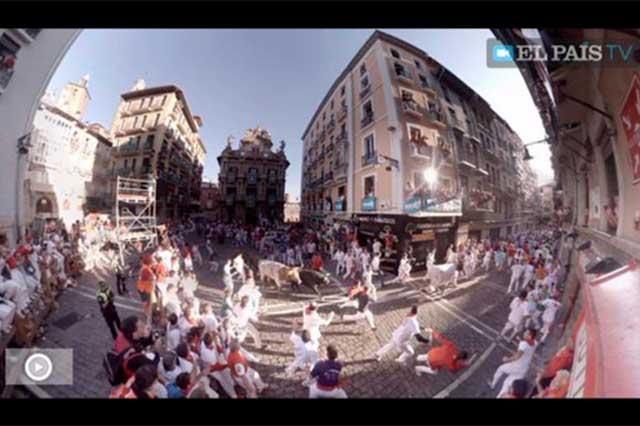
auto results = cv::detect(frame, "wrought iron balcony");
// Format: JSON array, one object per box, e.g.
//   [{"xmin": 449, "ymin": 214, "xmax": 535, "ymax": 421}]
[
  {"xmin": 402, "ymin": 101, "xmax": 422, "ymax": 117},
  {"xmin": 362, "ymin": 152, "xmax": 377, "ymax": 167},
  {"xmin": 426, "ymin": 110, "xmax": 447, "ymax": 127},
  {"xmin": 338, "ymin": 106, "xmax": 348, "ymax": 121},
  {"xmin": 360, "ymin": 84, "xmax": 371, "ymax": 100},
  {"xmin": 361, "ymin": 113, "xmax": 374, "ymax": 128}
]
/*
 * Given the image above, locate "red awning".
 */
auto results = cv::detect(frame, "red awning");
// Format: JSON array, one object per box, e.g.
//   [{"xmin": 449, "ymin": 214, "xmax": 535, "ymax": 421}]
[{"xmin": 568, "ymin": 257, "xmax": 640, "ymax": 397}]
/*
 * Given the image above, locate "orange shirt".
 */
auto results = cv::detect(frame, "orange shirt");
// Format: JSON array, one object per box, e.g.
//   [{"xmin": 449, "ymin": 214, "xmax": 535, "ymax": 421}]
[
  {"xmin": 542, "ymin": 347, "xmax": 574, "ymax": 379},
  {"xmin": 153, "ymin": 262, "xmax": 166, "ymax": 284},
  {"xmin": 311, "ymin": 255, "xmax": 324, "ymax": 271},
  {"xmin": 427, "ymin": 332, "xmax": 466, "ymax": 373},
  {"xmin": 535, "ymin": 267, "xmax": 548, "ymax": 280},
  {"xmin": 137, "ymin": 264, "xmax": 155, "ymax": 293},
  {"xmin": 227, "ymin": 350, "xmax": 249, "ymax": 378}
]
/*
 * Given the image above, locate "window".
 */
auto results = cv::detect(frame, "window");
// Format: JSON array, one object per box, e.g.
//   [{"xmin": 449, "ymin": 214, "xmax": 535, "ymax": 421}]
[
  {"xmin": 391, "ymin": 48, "xmax": 400, "ymax": 59},
  {"xmin": 364, "ymin": 134, "xmax": 375, "ymax": 158},
  {"xmin": 160, "ymin": 95, "xmax": 167, "ymax": 106},
  {"xmin": 361, "ymin": 75, "xmax": 370, "ymax": 90},
  {"xmin": 323, "ymin": 111, "xmax": 326, "ymax": 121},
  {"xmin": 133, "ymin": 116, "xmax": 139, "ymax": 128},
  {"xmin": 360, "ymin": 64, "xmax": 367, "ymax": 76},
  {"xmin": 141, "ymin": 115, "xmax": 147, "ymax": 127},
  {"xmin": 414, "ymin": 172, "xmax": 425, "ymax": 188},
  {"xmin": 124, "ymin": 159, "xmax": 128, "ymax": 168},
  {"xmin": 341, "ymin": 86, "xmax": 345, "ymax": 96},
  {"xmin": 364, "ymin": 176, "xmax": 376, "ymax": 197},
  {"xmin": 154, "ymin": 113, "xmax": 160, "ymax": 127},
  {"xmin": 418, "ymin": 74, "xmax": 428, "ymax": 87},
  {"xmin": 409, "ymin": 126, "xmax": 422, "ymax": 142},
  {"xmin": 330, "ymin": 100, "xmax": 334, "ymax": 110},
  {"xmin": 443, "ymin": 88, "xmax": 451, "ymax": 103},
  {"xmin": 394, "ymin": 62, "xmax": 407, "ymax": 77},
  {"xmin": 415, "ymin": 60, "xmax": 422, "ymax": 69},
  {"xmin": 131, "ymin": 158, "xmax": 137, "ymax": 172}
]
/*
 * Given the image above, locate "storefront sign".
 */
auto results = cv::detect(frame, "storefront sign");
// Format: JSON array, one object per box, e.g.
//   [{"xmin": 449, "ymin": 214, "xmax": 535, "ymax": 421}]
[
  {"xmin": 412, "ymin": 231, "xmax": 435, "ymax": 241},
  {"xmin": 404, "ymin": 192, "xmax": 462, "ymax": 215},
  {"xmin": 619, "ymin": 74, "xmax": 640, "ymax": 184},
  {"xmin": 404, "ymin": 196, "xmax": 422, "ymax": 214},
  {"xmin": 357, "ymin": 215, "xmax": 396, "ymax": 225},
  {"xmin": 362, "ymin": 196, "xmax": 376, "ymax": 212}
]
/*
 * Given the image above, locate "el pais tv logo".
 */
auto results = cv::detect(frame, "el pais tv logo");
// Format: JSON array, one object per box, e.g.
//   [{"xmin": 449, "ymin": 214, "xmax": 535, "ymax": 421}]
[{"xmin": 487, "ymin": 38, "xmax": 640, "ymax": 68}]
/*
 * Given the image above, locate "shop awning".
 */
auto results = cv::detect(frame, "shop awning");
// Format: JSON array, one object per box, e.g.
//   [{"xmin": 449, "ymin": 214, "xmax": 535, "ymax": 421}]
[{"xmin": 568, "ymin": 258, "xmax": 640, "ymax": 397}]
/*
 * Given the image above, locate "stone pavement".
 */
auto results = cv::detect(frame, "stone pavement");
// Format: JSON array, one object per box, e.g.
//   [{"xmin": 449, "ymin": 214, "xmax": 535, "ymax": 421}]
[{"xmin": 17, "ymin": 239, "xmax": 563, "ymax": 398}]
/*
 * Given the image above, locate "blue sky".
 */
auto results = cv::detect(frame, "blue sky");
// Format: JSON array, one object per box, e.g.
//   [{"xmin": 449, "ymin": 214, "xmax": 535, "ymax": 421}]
[{"xmin": 47, "ymin": 29, "xmax": 553, "ymax": 199}]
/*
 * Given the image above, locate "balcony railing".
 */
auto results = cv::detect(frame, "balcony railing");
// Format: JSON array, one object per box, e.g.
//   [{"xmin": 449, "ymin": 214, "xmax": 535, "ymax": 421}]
[
  {"xmin": 361, "ymin": 113, "xmax": 374, "ymax": 128},
  {"xmin": 362, "ymin": 152, "xmax": 377, "ymax": 167},
  {"xmin": 426, "ymin": 110, "xmax": 447, "ymax": 127},
  {"xmin": 338, "ymin": 106, "xmax": 348, "ymax": 121},
  {"xmin": 360, "ymin": 84, "xmax": 371, "ymax": 99},
  {"xmin": 324, "ymin": 171, "xmax": 334, "ymax": 182},
  {"xmin": 402, "ymin": 101, "xmax": 422, "ymax": 117},
  {"xmin": 410, "ymin": 141, "xmax": 433, "ymax": 158}
]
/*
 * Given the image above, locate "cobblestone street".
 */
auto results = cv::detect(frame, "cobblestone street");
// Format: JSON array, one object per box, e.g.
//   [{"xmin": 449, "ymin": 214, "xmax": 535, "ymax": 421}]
[{"xmin": 24, "ymin": 237, "xmax": 562, "ymax": 399}]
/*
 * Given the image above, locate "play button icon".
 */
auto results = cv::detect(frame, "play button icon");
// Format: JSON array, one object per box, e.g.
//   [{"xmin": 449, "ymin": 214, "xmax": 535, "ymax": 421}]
[{"xmin": 24, "ymin": 353, "xmax": 54, "ymax": 382}]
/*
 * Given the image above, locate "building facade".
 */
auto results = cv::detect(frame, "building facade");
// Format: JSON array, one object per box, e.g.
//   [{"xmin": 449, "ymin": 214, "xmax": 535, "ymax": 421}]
[
  {"xmin": 539, "ymin": 183, "xmax": 554, "ymax": 220},
  {"xmin": 0, "ymin": 28, "xmax": 80, "ymax": 244},
  {"xmin": 200, "ymin": 180, "xmax": 220, "ymax": 220},
  {"xmin": 284, "ymin": 193, "xmax": 301, "ymax": 223},
  {"xmin": 110, "ymin": 80, "xmax": 206, "ymax": 221},
  {"xmin": 217, "ymin": 127, "xmax": 289, "ymax": 224},
  {"xmin": 300, "ymin": 31, "xmax": 536, "ymax": 268},
  {"xmin": 26, "ymin": 77, "xmax": 113, "ymax": 230},
  {"xmin": 494, "ymin": 28, "xmax": 640, "ymax": 258}
]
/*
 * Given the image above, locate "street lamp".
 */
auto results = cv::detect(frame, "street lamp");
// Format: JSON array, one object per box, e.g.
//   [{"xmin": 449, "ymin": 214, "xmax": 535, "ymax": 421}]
[{"xmin": 423, "ymin": 167, "xmax": 438, "ymax": 188}]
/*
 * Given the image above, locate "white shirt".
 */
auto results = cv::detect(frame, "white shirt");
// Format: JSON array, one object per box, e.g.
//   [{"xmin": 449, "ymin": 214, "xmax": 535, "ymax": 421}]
[
  {"xmin": 200, "ymin": 342, "xmax": 224, "ymax": 366},
  {"xmin": 290, "ymin": 332, "xmax": 319, "ymax": 364},
  {"xmin": 372, "ymin": 241, "xmax": 382, "ymax": 254},
  {"xmin": 166, "ymin": 325, "xmax": 181, "ymax": 351},
  {"xmin": 511, "ymin": 264, "xmax": 523, "ymax": 277},
  {"xmin": 509, "ymin": 340, "xmax": 537, "ymax": 375},
  {"xmin": 303, "ymin": 310, "xmax": 327, "ymax": 342},
  {"xmin": 392, "ymin": 315, "xmax": 420, "ymax": 344},
  {"xmin": 201, "ymin": 313, "xmax": 219, "ymax": 333},
  {"xmin": 158, "ymin": 363, "xmax": 182, "ymax": 384},
  {"xmin": 541, "ymin": 298, "xmax": 561, "ymax": 323},
  {"xmin": 371, "ymin": 256, "xmax": 380, "ymax": 272},
  {"xmin": 233, "ymin": 304, "xmax": 256, "ymax": 329},
  {"xmin": 508, "ymin": 298, "xmax": 528, "ymax": 325}
]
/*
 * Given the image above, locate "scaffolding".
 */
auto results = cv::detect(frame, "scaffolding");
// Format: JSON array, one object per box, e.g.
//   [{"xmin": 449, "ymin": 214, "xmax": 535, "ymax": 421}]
[{"xmin": 115, "ymin": 176, "xmax": 157, "ymax": 265}]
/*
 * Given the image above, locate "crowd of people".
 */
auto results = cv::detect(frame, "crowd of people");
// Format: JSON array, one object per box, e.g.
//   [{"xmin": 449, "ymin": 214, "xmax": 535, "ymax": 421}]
[{"xmin": 0, "ymin": 210, "xmax": 576, "ymax": 399}]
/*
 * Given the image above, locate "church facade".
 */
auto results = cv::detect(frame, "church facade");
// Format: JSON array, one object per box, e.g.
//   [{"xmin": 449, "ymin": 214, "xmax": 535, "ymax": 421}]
[{"xmin": 217, "ymin": 127, "xmax": 289, "ymax": 224}]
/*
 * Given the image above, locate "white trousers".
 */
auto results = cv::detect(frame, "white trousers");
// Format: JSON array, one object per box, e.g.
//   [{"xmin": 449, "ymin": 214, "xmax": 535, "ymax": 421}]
[
  {"xmin": 234, "ymin": 368, "xmax": 266, "ymax": 398},
  {"xmin": 309, "ymin": 383, "xmax": 348, "ymax": 399},
  {"xmin": 508, "ymin": 273, "xmax": 521, "ymax": 293},
  {"xmin": 376, "ymin": 339, "xmax": 414, "ymax": 362},
  {"xmin": 211, "ymin": 368, "xmax": 238, "ymax": 398},
  {"xmin": 0, "ymin": 299, "xmax": 16, "ymax": 332},
  {"xmin": 285, "ymin": 352, "xmax": 318, "ymax": 376},
  {"xmin": 343, "ymin": 309, "xmax": 376, "ymax": 329},
  {"xmin": 500, "ymin": 320, "xmax": 523, "ymax": 341},
  {"xmin": 490, "ymin": 362, "xmax": 527, "ymax": 397}
]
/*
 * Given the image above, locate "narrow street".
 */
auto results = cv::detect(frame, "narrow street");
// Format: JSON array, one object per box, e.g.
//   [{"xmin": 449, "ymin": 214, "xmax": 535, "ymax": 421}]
[{"xmin": 24, "ymin": 234, "xmax": 560, "ymax": 399}]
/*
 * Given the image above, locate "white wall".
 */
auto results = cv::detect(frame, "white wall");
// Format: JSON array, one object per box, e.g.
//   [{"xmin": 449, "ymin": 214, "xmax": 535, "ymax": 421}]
[{"xmin": 0, "ymin": 29, "xmax": 80, "ymax": 245}]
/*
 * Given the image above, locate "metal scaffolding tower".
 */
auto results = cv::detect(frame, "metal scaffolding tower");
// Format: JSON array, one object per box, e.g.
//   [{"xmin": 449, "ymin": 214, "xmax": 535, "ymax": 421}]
[{"xmin": 115, "ymin": 176, "xmax": 157, "ymax": 265}]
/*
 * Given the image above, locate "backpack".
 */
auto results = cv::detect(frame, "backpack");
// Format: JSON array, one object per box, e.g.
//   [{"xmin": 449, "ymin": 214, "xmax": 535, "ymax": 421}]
[{"xmin": 103, "ymin": 346, "xmax": 135, "ymax": 386}]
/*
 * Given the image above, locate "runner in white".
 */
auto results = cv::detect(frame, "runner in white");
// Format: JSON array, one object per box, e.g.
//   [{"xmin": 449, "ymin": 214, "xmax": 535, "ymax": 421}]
[
  {"xmin": 302, "ymin": 302, "xmax": 335, "ymax": 345},
  {"xmin": 285, "ymin": 319, "xmax": 319, "ymax": 380},
  {"xmin": 375, "ymin": 305, "xmax": 427, "ymax": 363},
  {"xmin": 489, "ymin": 328, "xmax": 538, "ymax": 397}
]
